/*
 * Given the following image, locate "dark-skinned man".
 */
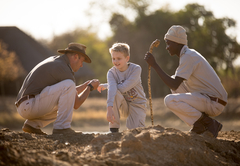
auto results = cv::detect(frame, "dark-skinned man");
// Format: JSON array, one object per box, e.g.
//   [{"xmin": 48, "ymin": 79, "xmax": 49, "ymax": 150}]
[{"xmin": 144, "ymin": 25, "xmax": 227, "ymax": 138}]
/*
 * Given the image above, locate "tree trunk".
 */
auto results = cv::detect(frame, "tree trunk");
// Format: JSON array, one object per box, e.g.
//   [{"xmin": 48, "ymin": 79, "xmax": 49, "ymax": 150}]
[{"xmin": 0, "ymin": 80, "xmax": 5, "ymax": 96}]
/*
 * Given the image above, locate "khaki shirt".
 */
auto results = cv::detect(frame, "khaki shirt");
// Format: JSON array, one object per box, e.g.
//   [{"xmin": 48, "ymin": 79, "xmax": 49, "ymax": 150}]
[
  {"xmin": 175, "ymin": 45, "xmax": 228, "ymax": 102},
  {"xmin": 16, "ymin": 54, "xmax": 75, "ymax": 101}
]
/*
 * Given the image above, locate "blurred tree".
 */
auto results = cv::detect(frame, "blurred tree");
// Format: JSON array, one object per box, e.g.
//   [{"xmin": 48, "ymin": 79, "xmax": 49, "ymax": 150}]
[
  {"xmin": 108, "ymin": 1, "xmax": 178, "ymax": 97},
  {"xmin": 109, "ymin": 1, "xmax": 240, "ymax": 97},
  {"xmin": 0, "ymin": 41, "xmax": 25, "ymax": 96},
  {"xmin": 176, "ymin": 4, "xmax": 240, "ymax": 74},
  {"xmin": 48, "ymin": 28, "xmax": 112, "ymax": 82}
]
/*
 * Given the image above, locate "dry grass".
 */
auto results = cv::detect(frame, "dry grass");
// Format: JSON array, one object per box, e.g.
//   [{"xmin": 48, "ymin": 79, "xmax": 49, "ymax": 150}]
[{"xmin": 1, "ymin": 96, "xmax": 240, "ymax": 132}]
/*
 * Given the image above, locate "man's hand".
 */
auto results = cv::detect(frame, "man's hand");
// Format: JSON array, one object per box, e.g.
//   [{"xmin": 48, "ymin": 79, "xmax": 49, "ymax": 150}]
[
  {"xmin": 83, "ymin": 80, "xmax": 91, "ymax": 86},
  {"xmin": 144, "ymin": 52, "xmax": 157, "ymax": 67},
  {"xmin": 88, "ymin": 79, "xmax": 100, "ymax": 91},
  {"xmin": 107, "ymin": 106, "xmax": 115, "ymax": 123}
]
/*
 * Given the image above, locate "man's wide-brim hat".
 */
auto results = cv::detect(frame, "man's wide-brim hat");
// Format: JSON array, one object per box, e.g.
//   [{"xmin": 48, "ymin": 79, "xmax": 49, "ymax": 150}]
[{"xmin": 58, "ymin": 43, "xmax": 91, "ymax": 63}]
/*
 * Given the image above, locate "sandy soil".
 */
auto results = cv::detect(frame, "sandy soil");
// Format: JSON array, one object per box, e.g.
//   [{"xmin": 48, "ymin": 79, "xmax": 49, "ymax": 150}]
[{"xmin": 1, "ymin": 125, "xmax": 240, "ymax": 166}]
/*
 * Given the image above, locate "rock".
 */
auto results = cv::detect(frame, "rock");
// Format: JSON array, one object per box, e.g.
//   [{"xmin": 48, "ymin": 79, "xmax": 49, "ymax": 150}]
[
  {"xmin": 136, "ymin": 131, "xmax": 151, "ymax": 142},
  {"xmin": 121, "ymin": 132, "xmax": 142, "ymax": 153},
  {"xmin": 101, "ymin": 141, "xmax": 120, "ymax": 156}
]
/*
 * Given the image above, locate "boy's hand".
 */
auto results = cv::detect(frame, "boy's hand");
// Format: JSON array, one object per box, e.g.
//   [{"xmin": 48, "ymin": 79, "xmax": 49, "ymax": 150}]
[
  {"xmin": 107, "ymin": 107, "xmax": 115, "ymax": 123},
  {"xmin": 97, "ymin": 84, "xmax": 107, "ymax": 93}
]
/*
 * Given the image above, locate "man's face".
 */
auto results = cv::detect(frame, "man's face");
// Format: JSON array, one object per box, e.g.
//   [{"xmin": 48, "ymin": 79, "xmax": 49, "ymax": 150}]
[
  {"xmin": 71, "ymin": 54, "xmax": 85, "ymax": 72},
  {"xmin": 165, "ymin": 40, "xmax": 179, "ymax": 56}
]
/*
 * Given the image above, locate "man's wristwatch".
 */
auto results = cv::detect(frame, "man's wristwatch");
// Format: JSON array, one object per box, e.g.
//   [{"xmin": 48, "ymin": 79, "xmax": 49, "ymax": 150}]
[{"xmin": 87, "ymin": 83, "xmax": 94, "ymax": 91}]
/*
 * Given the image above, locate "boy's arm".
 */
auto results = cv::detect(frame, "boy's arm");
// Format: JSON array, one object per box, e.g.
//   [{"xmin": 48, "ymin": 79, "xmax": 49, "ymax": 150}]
[
  {"xmin": 107, "ymin": 106, "xmax": 115, "ymax": 123},
  {"xmin": 97, "ymin": 83, "xmax": 108, "ymax": 93},
  {"xmin": 117, "ymin": 65, "xmax": 141, "ymax": 93},
  {"xmin": 107, "ymin": 71, "xmax": 118, "ymax": 107}
]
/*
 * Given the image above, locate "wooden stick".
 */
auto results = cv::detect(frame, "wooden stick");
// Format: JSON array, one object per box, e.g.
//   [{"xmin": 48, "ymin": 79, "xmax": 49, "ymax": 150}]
[{"xmin": 148, "ymin": 39, "xmax": 160, "ymax": 126}]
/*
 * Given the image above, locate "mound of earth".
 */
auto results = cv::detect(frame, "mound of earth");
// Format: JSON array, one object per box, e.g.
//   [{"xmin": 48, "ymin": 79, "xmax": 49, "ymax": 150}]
[{"xmin": 0, "ymin": 125, "xmax": 240, "ymax": 166}]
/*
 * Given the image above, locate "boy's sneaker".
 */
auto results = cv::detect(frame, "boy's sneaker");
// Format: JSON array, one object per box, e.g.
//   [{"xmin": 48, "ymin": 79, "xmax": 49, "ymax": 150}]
[
  {"xmin": 52, "ymin": 128, "xmax": 76, "ymax": 135},
  {"xmin": 22, "ymin": 124, "xmax": 47, "ymax": 135},
  {"xmin": 110, "ymin": 128, "xmax": 119, "ymax": 133}
]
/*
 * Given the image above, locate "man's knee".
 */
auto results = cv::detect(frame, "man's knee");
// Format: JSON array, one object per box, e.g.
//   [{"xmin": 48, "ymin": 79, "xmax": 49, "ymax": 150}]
[
  {"xmin": 59, "ymin": 80, "xmax": 76, "ymax": 94},
  {"xmin": 61, "ymin": 79, "xmax": 75, "ymax": 88},
  {"xmin": 164, "ymin": 94, "xmax": 175, "ymax": 108}
]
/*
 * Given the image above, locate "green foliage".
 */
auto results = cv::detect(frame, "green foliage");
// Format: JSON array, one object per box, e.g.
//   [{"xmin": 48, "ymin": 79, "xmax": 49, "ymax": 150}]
[
  {"xmin": 0, "ymin": 41, "xmax": 25, "ymax": 95},
  {"xmin": 176, "ymin": 4, "xmax": 240, "ymax": 71},
  {"xmin": 45, "ymin": 1, "xmax": 240, "ymax": 98},
  {"xmin": 219, "ymin": 67, "xmax": 240, "ymax": 98},
  {"xmin": 48, "ymin": 29, "xmax": 112, "ymax": 82},
  {"xmin": 109, "ymin": 1, "xmax": 240, "ymax": 97}
]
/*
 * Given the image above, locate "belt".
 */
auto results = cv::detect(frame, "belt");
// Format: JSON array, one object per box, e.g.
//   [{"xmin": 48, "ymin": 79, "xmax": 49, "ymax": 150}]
[
  {"xmin": 15, "ymin": 95, "xmax": 35, "ymax": 108},
  {"xmin": 205, "ymin": 94, "xmax": 227, "ymax": 106}
]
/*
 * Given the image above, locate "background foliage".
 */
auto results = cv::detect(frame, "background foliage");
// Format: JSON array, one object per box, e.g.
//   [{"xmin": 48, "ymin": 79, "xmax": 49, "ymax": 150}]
[
  {"xmin": 1, "ymin": 0, "xmax": 240, "ymax": 98},
  {"xmin": 0, "ymin": 41, "xmax": 26, "ymax": 96}
]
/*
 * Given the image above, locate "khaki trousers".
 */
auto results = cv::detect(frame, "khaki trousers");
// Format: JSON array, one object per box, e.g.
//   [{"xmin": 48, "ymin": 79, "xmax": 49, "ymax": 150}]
[
  {"xmin": 164, "ymin": 82, "xmax": 225, "ymax": 126},
  {"xmin": 110, "ymin": 90, "xmax": 147, "ymax": 129},
  {"xmin": 17, "ymin": 79, "xmax": 76, "ymax": 129}
]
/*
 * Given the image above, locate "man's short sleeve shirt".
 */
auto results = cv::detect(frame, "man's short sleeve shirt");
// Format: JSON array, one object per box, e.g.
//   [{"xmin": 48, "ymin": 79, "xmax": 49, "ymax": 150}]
[
  {"xmin": 175, "ymin": 46, "xmax": 227, "ymax": 101},
  {"xmin": 17, "ymin": 55, "xmax": 75, "ymax": 100}
]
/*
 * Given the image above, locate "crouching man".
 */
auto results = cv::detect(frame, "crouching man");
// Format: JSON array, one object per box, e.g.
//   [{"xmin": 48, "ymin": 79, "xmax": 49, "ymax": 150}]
[
  {"xmin": 144, "ymin": 25, "xmax": 227, "ymax": 138},
  {"xmin": 15, "ymin": 43, "xmax": 100, "ymax": 135}
]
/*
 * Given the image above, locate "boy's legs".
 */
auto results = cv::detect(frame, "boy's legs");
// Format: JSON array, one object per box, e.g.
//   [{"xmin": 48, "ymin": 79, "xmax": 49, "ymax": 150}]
[
  {"xmin": 126, "ymin": 103, "xmax": 147, "ymax": 129},
  {"xmin": 110, "ymin": 90, "xmax": 147, "ymax": 130},
  {"xmin": 18, "ymin": 79, "xmax": 76, "ymax": 130},
  {"xmin": 110, "ymin": 90, "xmax": 129, "ymax": 129}
]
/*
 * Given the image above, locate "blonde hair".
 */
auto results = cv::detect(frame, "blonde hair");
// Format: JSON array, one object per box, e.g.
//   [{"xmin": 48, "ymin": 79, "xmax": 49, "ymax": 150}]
[{"xmin": 109, "ymin": 43, "xmax": 130, "ymax": 57}]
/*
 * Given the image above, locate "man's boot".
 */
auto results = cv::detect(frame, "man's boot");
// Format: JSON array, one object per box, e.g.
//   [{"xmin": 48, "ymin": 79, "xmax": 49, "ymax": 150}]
[
  {"xmin": 190, "ymin": 113, "xmax": 206, "ymax": 134},
  {"xmin": 200, "ymin": 113, "xmax": 222, "ymax": 138}
]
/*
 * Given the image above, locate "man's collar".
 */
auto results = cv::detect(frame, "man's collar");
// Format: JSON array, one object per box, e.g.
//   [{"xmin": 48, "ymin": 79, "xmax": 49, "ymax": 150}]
[
  {"xmin": 61, "ymin": 54, "xmax": 70, "ymax": 64},
  {"xmin": 180, "ymin": 45, "xmax": 188, "ymax": 57},
  {"xmin": 61, "ymin": 54, "xmax": 74, "ymax": 74}
]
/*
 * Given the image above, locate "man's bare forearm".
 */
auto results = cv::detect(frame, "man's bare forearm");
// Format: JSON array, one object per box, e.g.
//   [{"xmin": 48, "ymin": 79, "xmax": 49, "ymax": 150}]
[{"xmin": 151, "ymin": 63, "xmax": 183, "ymax": 90}]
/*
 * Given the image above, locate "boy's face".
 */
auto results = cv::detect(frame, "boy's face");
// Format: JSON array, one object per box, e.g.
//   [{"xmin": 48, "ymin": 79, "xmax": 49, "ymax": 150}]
[{"xmin": 111, "ymin": 51, "xmax": 130, "ymax": 72}]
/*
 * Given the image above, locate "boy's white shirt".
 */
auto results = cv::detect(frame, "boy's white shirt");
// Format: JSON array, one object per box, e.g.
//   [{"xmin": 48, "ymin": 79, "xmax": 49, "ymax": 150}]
[{"xmin": 104, "ymin": 62, "xmax": 147, "ymax": 107}]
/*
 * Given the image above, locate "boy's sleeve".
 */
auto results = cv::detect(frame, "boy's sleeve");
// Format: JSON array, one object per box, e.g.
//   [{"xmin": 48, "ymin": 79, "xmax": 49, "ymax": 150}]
[
  {"xmin": 107, "ymin": 71, "xmax": 118, "ymax": 107},
  {"xmin": 101, "ymin": 83, "xmax": 108, "ymax": 89},
  {"xmin": 117, "ymin": 65, "xmax": 141, "ymax": 93}
]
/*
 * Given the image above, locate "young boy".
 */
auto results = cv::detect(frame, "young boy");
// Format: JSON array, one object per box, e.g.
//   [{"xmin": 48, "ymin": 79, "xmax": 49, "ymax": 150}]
[{"xmin": 98, "ymin": 43, "xmax": 147, "ymax": 133}]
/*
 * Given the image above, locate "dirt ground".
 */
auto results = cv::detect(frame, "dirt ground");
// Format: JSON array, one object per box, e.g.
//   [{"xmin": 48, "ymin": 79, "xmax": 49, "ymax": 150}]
[
  {"xmin": 1, "ymin": 125, "xmax": 240, "ymax": 166},
  {"xmin": 1, "ymin": 97, "xmax": 240, "ymax": 165}
]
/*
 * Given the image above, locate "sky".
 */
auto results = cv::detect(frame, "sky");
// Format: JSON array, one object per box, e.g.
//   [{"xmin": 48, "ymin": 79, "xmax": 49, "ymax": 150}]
[{"xmin": 1, "ymin": 0, "xmax": 240, "ymax": 64}]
